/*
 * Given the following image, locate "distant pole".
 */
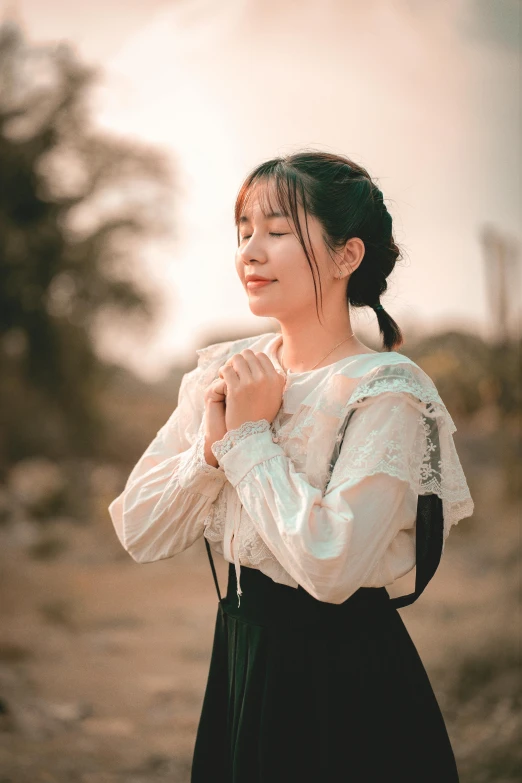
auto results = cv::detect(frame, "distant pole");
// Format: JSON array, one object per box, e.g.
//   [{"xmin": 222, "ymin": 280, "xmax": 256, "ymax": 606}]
[{"xmin": 480, "ymin": 225, "xmax": 520, "ymax": 346}]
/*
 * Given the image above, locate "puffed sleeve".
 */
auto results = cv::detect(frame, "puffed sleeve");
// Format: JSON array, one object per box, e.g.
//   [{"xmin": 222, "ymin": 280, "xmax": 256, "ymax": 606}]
[
  {"xmin": 211, "ymin": 384, "xmax": 474, "ymax": 604},
  {"xmin": 108, "ymin": 367, "xmax": 228, "ymax": 564}
]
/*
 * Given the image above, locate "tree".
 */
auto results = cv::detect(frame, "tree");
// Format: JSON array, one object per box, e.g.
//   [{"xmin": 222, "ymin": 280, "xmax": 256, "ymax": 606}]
[{"xmin": 0, "ymin": 21, "xmax": 175, "ymax": 469}]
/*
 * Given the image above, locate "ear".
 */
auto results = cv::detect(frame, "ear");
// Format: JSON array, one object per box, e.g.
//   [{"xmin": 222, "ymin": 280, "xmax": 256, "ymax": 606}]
[{"xmin": 340, "ymin": 237, "xmax": 365, "ymax": 277}]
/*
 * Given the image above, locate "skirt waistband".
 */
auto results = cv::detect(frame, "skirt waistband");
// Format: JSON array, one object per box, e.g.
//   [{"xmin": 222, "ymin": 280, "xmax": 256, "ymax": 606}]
[{"xmin": 220, "ymin": 563, "xmax": 393, "ymax": 632}]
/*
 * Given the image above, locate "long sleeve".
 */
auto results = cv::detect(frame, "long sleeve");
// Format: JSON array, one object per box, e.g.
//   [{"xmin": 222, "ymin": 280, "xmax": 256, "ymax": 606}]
[
  {"xmin": 108, "ymin": 370, "xmax": 228, "ymax": 564},
  {"xmin": 211, "ymin": 393, "xmax": 444, "ymax": 604}
]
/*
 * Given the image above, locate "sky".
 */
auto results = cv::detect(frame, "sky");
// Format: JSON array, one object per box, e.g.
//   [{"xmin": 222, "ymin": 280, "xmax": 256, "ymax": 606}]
[{"xmin": 5, "ymin": 0, "xmax": 521, "ymax": 380}]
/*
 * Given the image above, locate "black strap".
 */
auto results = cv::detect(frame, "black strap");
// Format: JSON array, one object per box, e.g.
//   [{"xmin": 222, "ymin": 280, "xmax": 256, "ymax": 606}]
[
  {"xmin": 204, "ymin": 537, "xmax": 223, "ymax": 603},
  {"xmin": 327, "ymin": 407, "xmax": 445, "ymax": 607},
  {"xmin": 388, "ymin": 493, "xmax": 444, "ymax": 608}
]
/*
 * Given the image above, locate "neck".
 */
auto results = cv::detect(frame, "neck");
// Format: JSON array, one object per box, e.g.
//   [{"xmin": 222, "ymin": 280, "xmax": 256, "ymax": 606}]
[{"xmin": 276, "ymin": 312, "xmax": 364, "ymax": 372}]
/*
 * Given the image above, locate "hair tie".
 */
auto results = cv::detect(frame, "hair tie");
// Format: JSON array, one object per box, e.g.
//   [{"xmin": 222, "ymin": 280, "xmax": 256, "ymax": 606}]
[{"xmin": 372, "ymin": 304, "xmax": 384, "ymax": 311}]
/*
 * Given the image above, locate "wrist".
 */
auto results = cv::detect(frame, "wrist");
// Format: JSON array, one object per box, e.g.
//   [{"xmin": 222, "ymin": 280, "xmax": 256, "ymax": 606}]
[
  {"xmin": 226, "ymin": 416, "xmax": 271, "ymax": 432},
  {"xmin": 203, "ymin": 434, "xmax": 220, "ymax": 468}
]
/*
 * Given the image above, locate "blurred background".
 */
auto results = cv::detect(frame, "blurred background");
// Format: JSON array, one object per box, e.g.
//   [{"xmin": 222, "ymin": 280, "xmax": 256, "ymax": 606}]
[{"xmin": 0, "ymin": 1, "xmax": 520, "ymax": 781}]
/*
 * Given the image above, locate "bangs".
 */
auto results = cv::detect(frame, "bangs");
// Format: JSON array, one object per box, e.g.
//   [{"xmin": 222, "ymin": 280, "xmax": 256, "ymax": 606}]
[
  {"xmin": 234, "ymin": 163, "xmax": 315, "ymax": 259},
  {"xmin": 234, "ymin": 163, "xmax": 307, "ymax": 230}
]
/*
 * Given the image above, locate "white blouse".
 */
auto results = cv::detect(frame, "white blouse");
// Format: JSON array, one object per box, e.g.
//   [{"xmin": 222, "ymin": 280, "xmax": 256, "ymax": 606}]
[{"xmin": 108, "ymin": 331, "xmax": 474, "ymax": 607}]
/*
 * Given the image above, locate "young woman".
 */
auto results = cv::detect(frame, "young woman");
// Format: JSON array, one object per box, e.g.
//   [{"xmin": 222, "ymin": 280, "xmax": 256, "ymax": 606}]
[{"xmin": 109, "ymin": 151, "xmax": 474, "ymax": 782}]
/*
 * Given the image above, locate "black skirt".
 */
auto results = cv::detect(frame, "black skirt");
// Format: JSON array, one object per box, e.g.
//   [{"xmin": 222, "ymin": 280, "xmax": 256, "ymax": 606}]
[{"xmin": 190, "ymin": 561, "xmax": 460, "ymax": 783}]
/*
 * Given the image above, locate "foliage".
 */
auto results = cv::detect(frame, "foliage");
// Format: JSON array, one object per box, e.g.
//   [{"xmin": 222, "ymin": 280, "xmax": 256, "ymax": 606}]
[{"xmin": 0, "ymin": 21, "xmax": 175, "ymax": 470}]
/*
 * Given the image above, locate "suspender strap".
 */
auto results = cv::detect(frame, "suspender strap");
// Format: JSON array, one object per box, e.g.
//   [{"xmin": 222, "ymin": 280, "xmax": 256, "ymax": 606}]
[
  {"xmin": 389, "ymin": 493, "xmax": 444, "ymax": 608},
  {"xmin": 203, "ymin": 494, "xmax": 444, "ymax": 610},
  {"xmin": 204, "ymin": 536, "xmax": 223, "ymax": 603},
  {"xmin": 328, "ymin": 407, "xmax": 445, "ymax": 608}
]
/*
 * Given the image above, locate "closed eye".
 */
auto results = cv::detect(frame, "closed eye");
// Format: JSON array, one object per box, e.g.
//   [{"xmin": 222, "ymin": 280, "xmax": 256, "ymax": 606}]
[{"xmin": 240, "ymin": 233, "xmax": 287, "ymax": 241}]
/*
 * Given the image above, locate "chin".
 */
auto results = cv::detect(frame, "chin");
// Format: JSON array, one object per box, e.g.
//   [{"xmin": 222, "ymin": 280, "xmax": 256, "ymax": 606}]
[{"xmin": 248, "ymin": 304, "xmax": 275, "ymax": 317}]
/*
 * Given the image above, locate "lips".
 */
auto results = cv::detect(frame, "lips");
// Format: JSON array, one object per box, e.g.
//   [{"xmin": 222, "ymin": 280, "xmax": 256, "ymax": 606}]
[{"xmin": 246, "ymin": 279, "xmax": 275, "ymax": 289}]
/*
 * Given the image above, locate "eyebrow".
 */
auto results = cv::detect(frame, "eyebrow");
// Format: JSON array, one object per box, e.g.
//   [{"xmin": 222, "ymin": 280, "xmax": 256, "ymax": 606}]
[{"xmin": 239, "ymin": 211, "xmax": 287, "ymax": 225}]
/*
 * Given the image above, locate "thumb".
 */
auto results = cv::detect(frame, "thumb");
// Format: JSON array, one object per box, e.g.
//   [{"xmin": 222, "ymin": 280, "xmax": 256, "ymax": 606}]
[
  {"xmin": 212, "ymin": 377, "xmax": 227, "ymax": 396},
  {"xmin": 207, "ymin": 377, "xmax": 227, "ymax": 402}
]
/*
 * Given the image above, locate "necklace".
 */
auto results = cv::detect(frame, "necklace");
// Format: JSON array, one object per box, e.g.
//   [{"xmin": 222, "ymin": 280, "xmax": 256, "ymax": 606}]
[{"xmin": 279, "ymin": 331, "xmax": 355, "ymax": 374}]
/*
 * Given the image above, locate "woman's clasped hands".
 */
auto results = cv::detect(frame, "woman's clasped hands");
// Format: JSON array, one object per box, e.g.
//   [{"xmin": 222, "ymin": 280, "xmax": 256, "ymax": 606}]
[
  {"xmin": 203, "ymin": 349, "xmax": 285, "ymax": 466},
  {"xmin": 204, "ymin": 349, "xmax": 286, "ymax": 454},
  {"xmin": 218, "ymin": 349, "xmax": 286, "ymax": 431}
]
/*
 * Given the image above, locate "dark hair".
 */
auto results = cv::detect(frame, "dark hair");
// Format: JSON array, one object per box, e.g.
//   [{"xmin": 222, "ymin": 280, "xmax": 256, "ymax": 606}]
[{"xmin": 234, "ymin": 150, "xmax": 404, "ymax": 352}]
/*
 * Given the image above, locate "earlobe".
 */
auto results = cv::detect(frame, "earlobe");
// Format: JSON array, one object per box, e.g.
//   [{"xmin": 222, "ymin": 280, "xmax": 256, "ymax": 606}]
[
  {"xmin": 337, "ymin": 260, "xmax": 352, "ymax": 280},
  {"xmin": 343, "ymin": 237, "xmax": 365, "ymax": 274}
]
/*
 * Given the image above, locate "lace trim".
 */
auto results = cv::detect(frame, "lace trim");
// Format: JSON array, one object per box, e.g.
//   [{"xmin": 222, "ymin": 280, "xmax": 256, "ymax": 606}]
[
  {"xmin": 342, "ymin": 366, "xmax": 457, "ymax": 433},
  {"xmin": 268, "ymin": 366, "xmax": 473, "ymax": 536},
  {"xmin": 211, "ymin": 419, "xmax": 272, "ymax": 461},
  {"xmin": 348, "ymin": 374, "xmax": 442, "ymax": 408},
  {"xmin": 237, "ymin": 513, "xmax": 278, "ymax": 568},
  {"xmin": 323, "ymin": 399, "xmax": 473, "ymax": 535},
  {"xmin": 192, "ymin": 429, "xmax": 225, "ymax": 475},
  {"xmin": 180, "ymin": 415, "xmax": 226, "ymax": 478},
  {"xmin": 203, "ymin": 484, "xmax": 288, "ymax": 572},
  {"xmin": 203, "ymin": 483, "xmax": 228, "ymax": 548}
]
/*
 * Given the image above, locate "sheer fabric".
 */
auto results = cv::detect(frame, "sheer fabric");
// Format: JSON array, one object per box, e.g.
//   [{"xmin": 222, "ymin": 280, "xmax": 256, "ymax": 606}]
[{"xmin": 108, "ymin": 332, "xmax": 474, "ymax": 606}]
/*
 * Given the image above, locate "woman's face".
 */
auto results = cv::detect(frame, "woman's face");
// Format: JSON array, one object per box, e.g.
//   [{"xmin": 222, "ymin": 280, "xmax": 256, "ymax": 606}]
[{"xmin": 235, "ymin": 180, "xmax": 339, "ymax": 323}]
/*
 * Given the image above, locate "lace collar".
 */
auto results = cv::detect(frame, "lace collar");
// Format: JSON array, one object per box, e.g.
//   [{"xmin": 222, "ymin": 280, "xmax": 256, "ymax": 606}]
[
  {"xmin": 195, "ymin": 330, "xmax": 450, "ymax": 422},
  {"xmin": 262, "ymin": 332, "xmax": 426, "ymax": 416}
]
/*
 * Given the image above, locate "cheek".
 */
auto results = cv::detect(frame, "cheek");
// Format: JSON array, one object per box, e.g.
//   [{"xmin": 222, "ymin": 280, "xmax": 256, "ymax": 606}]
[
  {"xmin": 278, "ymin": 248, "xmax": 313, "ymax": 287},
  {"xmin": 273, "ymin": 243, "xmax": 305, "ymax": 278}
]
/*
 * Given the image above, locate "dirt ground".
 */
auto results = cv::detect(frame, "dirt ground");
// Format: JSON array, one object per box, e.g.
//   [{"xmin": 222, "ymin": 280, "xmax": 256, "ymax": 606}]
[{"xmin": 0, "ymin": 425, "xmax": 520, "ymax": 783}]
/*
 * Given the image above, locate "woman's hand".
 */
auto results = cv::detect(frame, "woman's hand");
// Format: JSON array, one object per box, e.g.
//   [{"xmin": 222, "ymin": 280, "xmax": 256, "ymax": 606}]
[
  {"xmin": 203, "ymin": 377, "xmax": 228, "ymax": 466},
  {"xmin": 218, "ymin": 349, "xmax": 286, "ymax": 432}
]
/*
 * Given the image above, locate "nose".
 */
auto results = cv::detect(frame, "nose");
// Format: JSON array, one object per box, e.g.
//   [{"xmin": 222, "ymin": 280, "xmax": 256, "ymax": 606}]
[{"xmin": 238, "ymin": 232, "xmax": 269, "ymax": 263}]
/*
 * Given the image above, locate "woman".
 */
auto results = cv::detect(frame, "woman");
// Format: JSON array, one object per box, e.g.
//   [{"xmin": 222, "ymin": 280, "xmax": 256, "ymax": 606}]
[{"xmin": 108, "ymin": 151, "xmax": 474, "ymax": 782}]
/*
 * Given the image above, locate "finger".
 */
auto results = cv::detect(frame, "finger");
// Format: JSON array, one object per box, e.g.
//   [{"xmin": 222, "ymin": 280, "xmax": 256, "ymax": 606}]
[
  {"xmin": 256, "ymin": 354, "xmax": 287, "ymax": 391},
  {"xmin": 255, "ymin": 351, "xmax": 280, "ymax": 376},
  {"xmin": 256, "ymin": 352, "xmax": 286, "ymax": 387},
  {"xmin": 207, "ymin": 388, "xmax": 226, "ymax": 402},
  {"xmin": 211, "ymin": 378, "xmax": 227, "ymax": 396},
  {"xmin": 215, "ymin": 377, "xmax": 227, "ymax": 392},
  {"xmin": 237, "ymin": 349, "xmax": 265, "ymax": 379},
  {"xmin": 220, "ymin": 364, "xmax": 241, "ymax": 389},
  {"xmin": 220, "ymin": 355, "xmax": 246, "ymax": 373},
  {"xmin": 218, "ymin": 361, "xmax": 240, "ymax": 380},
  {"xmin": 229, "ymin": 352, "xmax": 256, "ymax": 380}
]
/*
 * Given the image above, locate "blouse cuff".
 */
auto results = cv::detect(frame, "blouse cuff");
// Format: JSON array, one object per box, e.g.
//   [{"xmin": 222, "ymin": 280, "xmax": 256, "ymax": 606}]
[
  {"xmin": 177, "ymin": 427, "xmax": 227, "ymax": 500},
  {"xmin": 211, "ymin": 420, "xmax": 284, "ymax": 488},
  {"xmin": 211, "ymin": 419, "xmax": 271, "ymax": 459}
]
